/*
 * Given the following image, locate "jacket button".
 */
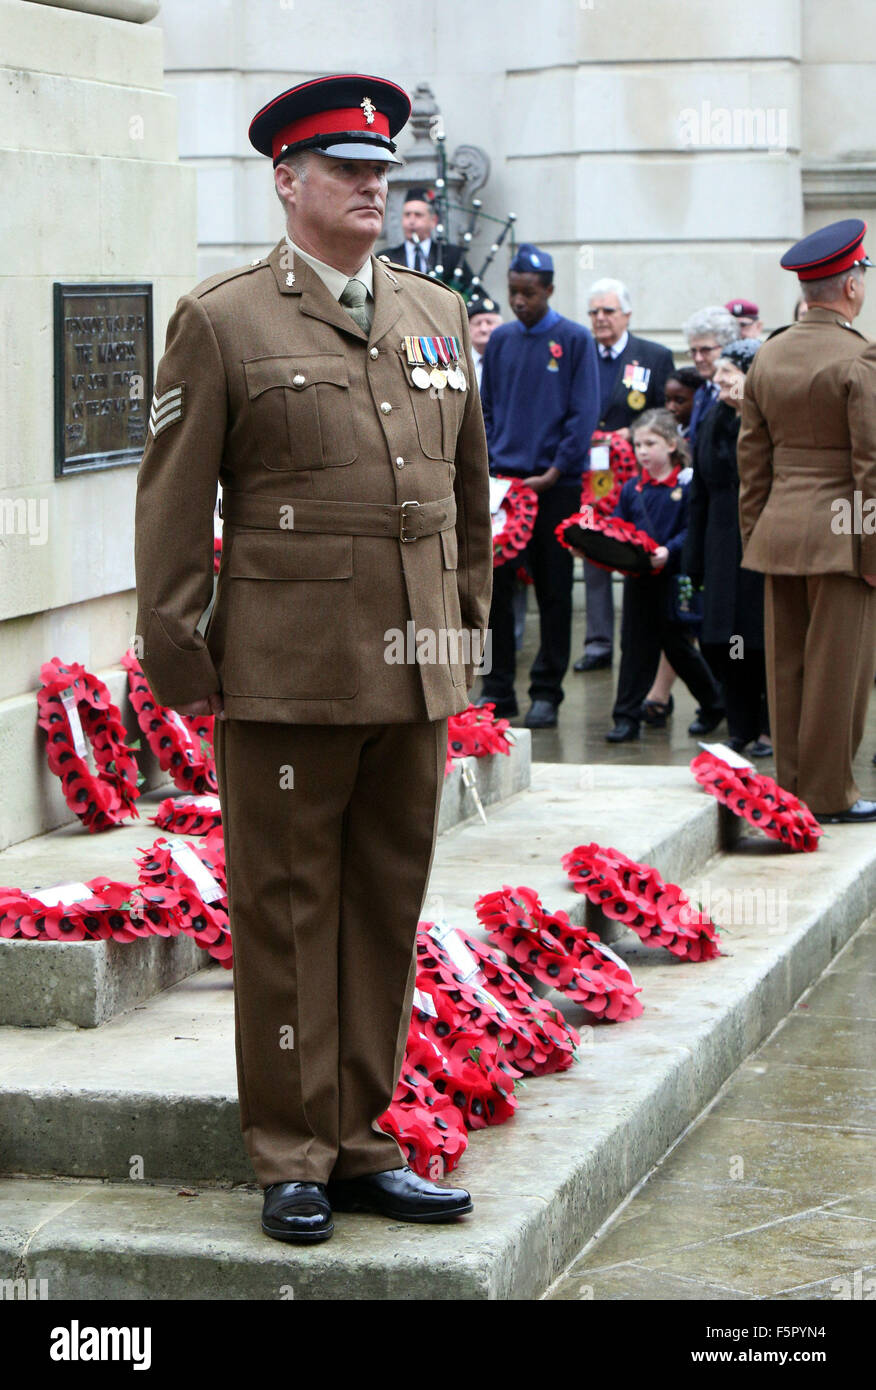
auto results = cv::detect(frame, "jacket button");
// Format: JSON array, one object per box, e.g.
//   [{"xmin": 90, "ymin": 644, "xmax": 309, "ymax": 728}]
[
  {"xmin": 380, "ymin": 401, "xmax": 392, "ymax": 414},
  {"xmin": 369, "ymin": 347, "xmax": 379, "ymax": 359},
  {"xmin": 292, "ymin": 374, "xmax": 306, "ymax": 387},
  {"xmin": 396, "ymin": 457, "xmax": 405, "ymax": 468}
]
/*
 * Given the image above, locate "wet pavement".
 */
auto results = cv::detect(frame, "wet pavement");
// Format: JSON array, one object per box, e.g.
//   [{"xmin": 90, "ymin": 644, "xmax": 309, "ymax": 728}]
[{"xmin": 545, "ymin": 915, "xmax": 876, "ymax": 1299}]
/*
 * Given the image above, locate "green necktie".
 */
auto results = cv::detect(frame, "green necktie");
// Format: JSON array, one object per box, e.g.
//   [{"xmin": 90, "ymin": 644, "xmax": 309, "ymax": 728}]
[{"xmin": 340, "ymin": 278, "xmax": 371, "ymax": 333}]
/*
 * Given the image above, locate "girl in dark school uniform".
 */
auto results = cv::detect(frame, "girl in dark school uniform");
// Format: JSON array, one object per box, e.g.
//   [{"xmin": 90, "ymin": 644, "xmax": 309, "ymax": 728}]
[{"xmin": 605, "ymin": 409, "xmax": 724, "ymax": 742}]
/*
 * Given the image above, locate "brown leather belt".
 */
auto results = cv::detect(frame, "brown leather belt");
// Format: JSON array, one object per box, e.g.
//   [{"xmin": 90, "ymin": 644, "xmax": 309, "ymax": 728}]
[{"xmin": 219, "ymin": 491, "xmax": 456, "ymax": 543}]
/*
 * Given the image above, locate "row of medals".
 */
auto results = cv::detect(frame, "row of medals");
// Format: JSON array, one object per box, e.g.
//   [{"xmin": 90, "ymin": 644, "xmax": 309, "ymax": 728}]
[
  {"xmin": 410, "ymin": 362, "xmax": 467, "ymax": 391},
  {"xmin": 403, "ymin": 338, "xmax": 467, "ymax": 392}
]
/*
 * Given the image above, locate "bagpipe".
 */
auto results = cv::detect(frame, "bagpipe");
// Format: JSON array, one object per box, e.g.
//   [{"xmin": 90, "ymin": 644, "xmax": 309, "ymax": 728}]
[{"xmin": 413, "ymin": 130, "xmax": 516, "ymax": 304}]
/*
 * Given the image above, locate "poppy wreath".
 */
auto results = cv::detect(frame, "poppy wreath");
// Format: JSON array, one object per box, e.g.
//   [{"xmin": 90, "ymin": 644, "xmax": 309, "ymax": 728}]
[
  {"xmin": 152, "ymin": 793, "xmax": 223, "ymax": 836},
  {"xmin": 122, "ymin": 650, "xmax": 218, "ymax": 795},
  {"xmin": 134, "ymin": 833, "xmax": 233, "ymax": 966},
  {"xmin": 0, "ymin": 877, "xmax": 141, "ymax": 943},
  {"xmin": 413, "ymin": 926, "xmax": 528, "ymax": 1120},
  {"xmin": 454, "ymin": 928, "xmax": 580, "ymax": 1076},
  {"xmin": 554, "ymin": 511, "xmax": 659, "ymax": 574},
  {"xmin": 214, "ymin": 535, "xmax": 222, "ymax": 574},
  {"xmin": 474, "ymin": 885, "xmax": 643, "ymax": 1022},
  {"xmin": 492, "ymin": 477, "xmax": 539, "ymax": 567},
  {"xmin": 405, "ymin": 998, "xmax": 521, "ymax": 1132},
  {"xmin": 378, "ymin": 1064, "xmax": 469, "ymax": 1179},
  {"xmin": 445, "ymin": 703, "xmax": 513, "ymax": 776},
  {"xmin": 37, "ymin": 658, "xmax": 142, "ymax": 832},
  {"xmin": 581, "ymin": 430, "xmax": 638, "ymax": 519},
  {"xmin": 690, "ymin": 751, "xmax": 822, "ymax": 853},
  {"xmin": 562, "ymin": 843, "xmax": 721, "ymax": 961}
]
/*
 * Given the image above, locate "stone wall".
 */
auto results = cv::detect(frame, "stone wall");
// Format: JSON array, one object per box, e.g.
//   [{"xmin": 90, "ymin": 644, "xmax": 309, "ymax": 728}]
[
  {"xmin": 154, "ymin": 0, "xmax": 876, "ymax": 343},
  {"xmin": 0, "ymin": 0, "xmax": 196, "ymax": 848}
]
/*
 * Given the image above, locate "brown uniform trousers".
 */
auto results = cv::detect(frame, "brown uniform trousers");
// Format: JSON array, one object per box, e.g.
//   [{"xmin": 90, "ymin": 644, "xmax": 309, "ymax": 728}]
[
  {"xmin": 738, "ymin": 307, "xmax": 876, "ymax": 813},
  {"xmin": 134, "ymin": 241, "xmax": 493, "ymax": 1182}
]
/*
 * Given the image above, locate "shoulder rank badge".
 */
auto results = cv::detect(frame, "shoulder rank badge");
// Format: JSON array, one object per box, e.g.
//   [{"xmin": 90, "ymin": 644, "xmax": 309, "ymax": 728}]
[
  {"xmin": 402, "ymin": 336, "xmax": 466, "ymax": 391},
  {"xmin": 149, "ymin": 382, "xmax": 185, "ymax": 437}
]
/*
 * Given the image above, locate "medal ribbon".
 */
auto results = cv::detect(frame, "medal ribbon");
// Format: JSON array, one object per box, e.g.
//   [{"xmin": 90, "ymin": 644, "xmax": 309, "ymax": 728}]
[{"xmin": 420, "ymin": 338, "xmax": 439, "ymax": 367}]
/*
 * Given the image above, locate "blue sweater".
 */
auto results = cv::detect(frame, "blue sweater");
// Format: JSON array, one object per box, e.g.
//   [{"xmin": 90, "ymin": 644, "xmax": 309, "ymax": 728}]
[
  {"xmin": 480, "ymin": 308, "xmax": 600, "ymax": 484},
  {"xmin": 614, "ymin": 469, "xmax": 690, "ymax": 574}
]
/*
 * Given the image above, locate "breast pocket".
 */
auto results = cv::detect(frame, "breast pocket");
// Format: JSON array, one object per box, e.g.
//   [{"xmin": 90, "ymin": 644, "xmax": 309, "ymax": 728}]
[
  {"xmin": 243, "ymin": 354, "xmax": 359, "ymax": 471},
  {"xmin": 219, "ymin": 530, "xmax": 358, "ymax": 700},
  {"xmin": 396, "ymin": 348, "xmax": 464, "ymax": 462}
]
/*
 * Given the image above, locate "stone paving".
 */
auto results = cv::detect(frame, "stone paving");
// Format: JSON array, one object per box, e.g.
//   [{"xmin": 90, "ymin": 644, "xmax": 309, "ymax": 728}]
[{"xmin": 546, "ymin": 916, "xmax": 876, "ymax": 1300}]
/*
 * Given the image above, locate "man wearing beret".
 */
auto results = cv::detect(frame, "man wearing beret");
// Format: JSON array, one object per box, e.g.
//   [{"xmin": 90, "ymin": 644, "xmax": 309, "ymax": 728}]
[
  {"xmin": 725, "ymin": 298, "xmax": 765, "ymax": 340},
  {"xmin": 738, "ymin": 218, "xmax": 876, "ymax": 822},
  {"xmin": 382, "ymin": 187, "xmax": 475, "ymax": 293},
  {"xmin": 477, "ymin": 244, "xmax": 600, "ymax": 727},
  {"xmin": 134, "ymin": 74, "xmax": 493, "ymax": 1241}
]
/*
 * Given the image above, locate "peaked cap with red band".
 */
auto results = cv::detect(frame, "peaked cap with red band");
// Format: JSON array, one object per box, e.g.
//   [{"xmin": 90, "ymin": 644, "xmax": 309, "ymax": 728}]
[
  {"xmin": 780, "ymin": 218, "xmax": 873, "ymax": 281},
  {"xmin": 249, "ymin": 73, "xmax": 411, "ymax": 166}
]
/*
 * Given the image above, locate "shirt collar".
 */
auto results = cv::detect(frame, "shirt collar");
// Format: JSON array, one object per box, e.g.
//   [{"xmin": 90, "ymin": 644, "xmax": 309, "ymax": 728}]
[
  {"xmin": 635, "ymin": 462, "xmax": 682, "ymax": 491},
  {"xmin": 284, "ymin": 234, "xmax": 373, "ymax": 301},
  {"xmin": 407, "ymin": 237, "xmax": 431, "ymax": 258},
  {"xmin": 600, "ymin": 329, "xmax": 629, "ymax": 359},
  {"xmin": 515, "ymin": 306, "xmax": 562, "ymax": 336}
]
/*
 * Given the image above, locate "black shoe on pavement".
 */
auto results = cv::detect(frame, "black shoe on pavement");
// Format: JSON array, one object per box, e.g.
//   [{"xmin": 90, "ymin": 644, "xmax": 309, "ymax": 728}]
[
  {"xmin": 688, "ymin": 708, "xmax": 726, "ymax": 736},
  {"xmin": 815, "ymin": 799, "xmax": 876, "ymax": 825},
  {"xmin": 574, "ymin": 654, "xmax": 612, "ymax": 673},
  {"xmin": 327, "ymin": 1166, "xmax": 473, "ymax": 1222},
  {"xmin": 640, "ymin": 695, "xmax": 674, "ymax": 727},
  {"xmin": 605, "ymin": 719, "xmax": 640, "ymax": 743},
  {"xmin": 748, "ymin": 739, "xmax": 773, "ymax": 759},
  {"xmin": 474, "ymin": 695, "xmax": 519, "ymax": 719},
  {"xmin": 262, "ymin": 1182, "xmax": 333, "ymax": 1243},
  {"xmin": 524, "ymin": 699, "xmax": 558, "ymax": 728}
]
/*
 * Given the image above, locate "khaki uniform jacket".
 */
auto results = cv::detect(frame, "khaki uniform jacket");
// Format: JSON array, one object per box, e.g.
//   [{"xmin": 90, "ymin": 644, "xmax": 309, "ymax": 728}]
[
  {"xmin": 738, "ymin": 307, "xmax": 876, "ymax": 577},
  {"xmin": 134, "ymin": 239, "xmax": 493, "ymax": 723}
]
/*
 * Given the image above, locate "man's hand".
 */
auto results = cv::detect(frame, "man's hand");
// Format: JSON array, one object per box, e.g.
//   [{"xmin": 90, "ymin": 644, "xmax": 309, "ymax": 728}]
[
  {"xmin": 863, "ymin": 574, "xmax": 876, "ymax": 588},
  {"xmin": 173, "ymin": 691, "xmax": 226, "ymax": 719},
  {"xmin": 523, "ymin": 466, "xmax": 561, "ymax": 494},
  {"xmin": 650, "ymin": 545, "xmax": 670, "ymax": 570}
]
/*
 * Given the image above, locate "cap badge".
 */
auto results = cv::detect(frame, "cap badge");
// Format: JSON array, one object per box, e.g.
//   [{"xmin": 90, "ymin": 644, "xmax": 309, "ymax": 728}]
[{"xmin": 361, "ymin": 96, "xmax": 376, "ymax": 125}]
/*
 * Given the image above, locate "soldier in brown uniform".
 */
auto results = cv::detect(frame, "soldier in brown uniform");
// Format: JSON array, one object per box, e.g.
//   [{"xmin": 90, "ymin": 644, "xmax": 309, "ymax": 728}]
[
  {"xmin": 134, "ymin": 75, "xmax": 493, "ymax": 1241},
  {"xmin": 738, "ymin": 219, "xmax": 876, "ymax": 822}
]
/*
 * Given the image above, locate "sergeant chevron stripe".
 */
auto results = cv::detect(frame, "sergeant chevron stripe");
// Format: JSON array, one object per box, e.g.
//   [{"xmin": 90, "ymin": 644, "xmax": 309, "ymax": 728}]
[{"xmin": 149, "ymin": 383, "xmax": 186, "ymax": 437}]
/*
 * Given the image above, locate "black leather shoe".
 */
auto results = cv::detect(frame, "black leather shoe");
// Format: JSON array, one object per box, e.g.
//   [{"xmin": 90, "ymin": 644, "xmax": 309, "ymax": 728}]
[
  {"xmin": 749, "ymin": 739, "xmax": 773, "ymax": 759},
  {"xmin": 262, "ymin": 1182, "xmax": 333, "ymax": 1243},
  {"xmin": 688, "ymin": 708, "xmax": 725, "ymax": 736},
  {"xmin": 327, "ymin": 1166, "xmax": 473, "ymax": 1222},
  {"xmin": 474, "ymin": 695, "xmax": 519, "ymax": 718},
  {"xmin": 640, "ymin": 695, "xmax": 674, "ymax": 727},
  {"xmin": 815, "ymin": 799, "xmax": 876, "ymax": 824},
  {"xmin": 605, "ymin": 719, "xmax": 639, "ymax": 743},
  {"xmin": 524, "ymin": 699, "xmax": 558, "ymax": 728},
  {"xmin": 573, "ymin": 654, "xmax": 612, "ymax": 672}
]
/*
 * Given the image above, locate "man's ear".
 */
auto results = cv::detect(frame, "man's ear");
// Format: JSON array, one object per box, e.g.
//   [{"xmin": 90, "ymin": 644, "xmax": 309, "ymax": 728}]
[
  {"xmin": 545, "ymin": 282, "xmax": 555, "ymax": 300},
  {"xmin": 275, "ymin": 162, "xmax": 295, "ymax": 209}
]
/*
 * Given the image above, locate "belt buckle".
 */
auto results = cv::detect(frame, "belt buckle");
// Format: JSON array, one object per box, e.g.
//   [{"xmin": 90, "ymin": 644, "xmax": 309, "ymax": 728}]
[{"xmin": 399, "ymin": 499, "xmax": 421, "ymax": 542}]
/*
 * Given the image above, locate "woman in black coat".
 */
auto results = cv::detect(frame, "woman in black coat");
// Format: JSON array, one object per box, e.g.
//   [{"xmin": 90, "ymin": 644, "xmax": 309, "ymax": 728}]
[{"xmin": 683, "ymin": 339, "xmax": 771, "ymax": 754}]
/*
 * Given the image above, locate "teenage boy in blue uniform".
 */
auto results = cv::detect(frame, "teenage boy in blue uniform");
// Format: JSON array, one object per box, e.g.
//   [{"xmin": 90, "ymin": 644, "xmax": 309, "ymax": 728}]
[{"xmin": 477, "ymin": 244, "xmax": 600, "ymax": 727}]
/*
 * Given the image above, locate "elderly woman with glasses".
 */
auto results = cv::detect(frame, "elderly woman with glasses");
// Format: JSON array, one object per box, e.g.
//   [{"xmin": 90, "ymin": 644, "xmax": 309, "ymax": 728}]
[{"xmin": 682, "ymin": 305, "xmax": 739, "ymax": 450}]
